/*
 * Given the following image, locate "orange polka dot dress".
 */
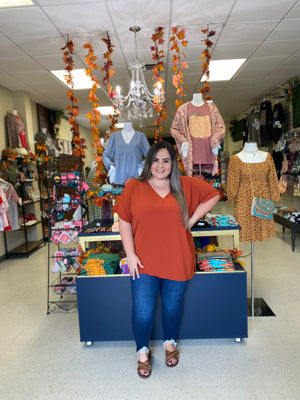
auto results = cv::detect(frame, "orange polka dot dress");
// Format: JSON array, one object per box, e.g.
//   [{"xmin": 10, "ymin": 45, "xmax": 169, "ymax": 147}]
[{"xmin": 227, "ymin": 153, "xmax": 280, "ymax": 242}]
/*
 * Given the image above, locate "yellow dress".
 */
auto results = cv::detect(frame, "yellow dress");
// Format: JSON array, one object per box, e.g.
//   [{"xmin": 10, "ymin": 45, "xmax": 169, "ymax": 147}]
[{"xmin": 227, "ymin": 153, "xmax": 280, "ymax": 242}]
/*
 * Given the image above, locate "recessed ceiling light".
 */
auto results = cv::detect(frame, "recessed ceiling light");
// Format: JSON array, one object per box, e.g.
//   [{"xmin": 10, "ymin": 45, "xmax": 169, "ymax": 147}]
[
  {"xmin": 0, "ymin": 0, "xmax": 33, "ymax": 7},
  {"xmin": 51, "ymin": 69, "xmax": 93, "ymax": 90},
  {"xmin": 201, "ymin": 59, "xmax": 246, "ymax": 82}
]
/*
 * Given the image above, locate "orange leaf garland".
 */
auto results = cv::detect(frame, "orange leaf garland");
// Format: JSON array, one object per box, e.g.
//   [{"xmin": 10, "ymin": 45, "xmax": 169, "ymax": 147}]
[
  {"xmin": 169, "ymin": 27, "xmax": 189, "ymax": 110},
  {"xmin": 61, "ymin": 38, "xmax": 86, "ymax": 161},
  {"xmin": 83, "ymin": 39, "xmax": 104, "ymax": 186},
  {"xmin": 199, "ymin": 27, "xmax": 216, "ymax": 100},
  {"xmin": 151, "ymin": 26, "xmax": 166, "ymax": 140}
]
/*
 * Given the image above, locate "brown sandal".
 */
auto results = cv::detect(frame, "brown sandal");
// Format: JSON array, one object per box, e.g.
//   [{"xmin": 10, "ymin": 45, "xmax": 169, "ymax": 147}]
[
  {"xmin": 165, "ymin": 349, "xmax": 179, "ymax": 367},
  {"xmin": 137, "ymin": 350, "xmax": 151, "ymax": 378}
]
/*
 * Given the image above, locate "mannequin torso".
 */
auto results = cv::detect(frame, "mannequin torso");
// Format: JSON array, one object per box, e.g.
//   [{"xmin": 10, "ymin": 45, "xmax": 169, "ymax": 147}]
[
  {"xmin": 236, "ymin": 142, "xmax": 268, "ymax": 163},
  {"xmin": 191, "ymin": 93, "xmax": 204, "ymax": 107},
  {"xmin": 121, "ymin": 122, "xmax": 135, "ymax": 144}
]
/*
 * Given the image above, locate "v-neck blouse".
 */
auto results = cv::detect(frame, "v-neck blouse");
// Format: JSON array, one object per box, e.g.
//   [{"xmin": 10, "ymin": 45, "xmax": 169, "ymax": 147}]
[
  {"xmin": 115, "ymin": 176, "xmax": 219, "ymax": 281},
  {"xmin": 103, "ymin": 130, "xmax": 150, "ymax": 185}
]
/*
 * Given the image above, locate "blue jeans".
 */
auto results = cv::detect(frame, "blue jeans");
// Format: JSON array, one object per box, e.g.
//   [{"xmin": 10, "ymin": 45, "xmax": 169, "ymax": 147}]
[{"xmin": 131, "ymin": 274, "xmax": 188, "ymax": 352}]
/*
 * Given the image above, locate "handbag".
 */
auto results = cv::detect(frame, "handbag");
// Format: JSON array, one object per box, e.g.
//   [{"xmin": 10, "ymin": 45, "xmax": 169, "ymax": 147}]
[
  {"xmin": 251, "ymin": 197, "xmax": 274, "ymax": 219},
  {"xmin": 243, "ymin": 153, "xmax": 275, "ymax": 220}
]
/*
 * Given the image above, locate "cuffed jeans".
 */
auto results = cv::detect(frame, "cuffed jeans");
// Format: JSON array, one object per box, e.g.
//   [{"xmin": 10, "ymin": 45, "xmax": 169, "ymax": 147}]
[{"xmin": 131, "ymin": 274, "xmax": 188, "ymax": 352}]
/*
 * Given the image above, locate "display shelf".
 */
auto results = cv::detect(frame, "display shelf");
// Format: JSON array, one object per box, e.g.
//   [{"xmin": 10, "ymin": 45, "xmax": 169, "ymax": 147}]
[
  {"xmin": 78, "ymin": 225, "xmax": 241, "ymax": 250},
  {"xmin": 7, "ymin": 239, "xmax": 44, "ymax": 256},
  {"xmin": 3, "ymin": 158, "xmax": 45, "ymax": 258},
  {"xmin": 47, "ymin": 155, "xmax": 86, "ymax": 314}
]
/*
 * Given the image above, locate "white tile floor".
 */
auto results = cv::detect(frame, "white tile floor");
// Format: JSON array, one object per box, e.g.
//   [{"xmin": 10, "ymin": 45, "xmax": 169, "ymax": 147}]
[{"xmin": 1, "ymin": 203, "xmax": 300, "ymax": 400}]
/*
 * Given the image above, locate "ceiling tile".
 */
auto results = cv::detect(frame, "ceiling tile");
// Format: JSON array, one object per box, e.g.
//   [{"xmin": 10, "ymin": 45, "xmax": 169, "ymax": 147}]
[
  {"xmin": 0, "ymin": 57, "xmax": 44, "ymax": 73},
  {"xmin": 254, "ymin": 39, "xmax": 300, "ymax": 57},
  {"xmin": 0, "ymin": 37, "xmax": 28, "ymax": 58},
  {"xmin": 0, "ymin": 8, "xmax": 58, "ymax": 36},
  {"xmin": 12, "ymin": 35, "xmax": 66, "ymax": 57},
  {"xmin": 43, "ymin": 3, "xmax": 112, "ymax": 34},
  {"xmin": 234, "ymin": 69, "xmax": 270, "ymax": 80},
  {"xmin": 212, "ymin": 42, "xmax": 260, "ymax": 60},
  {"xmin": 267, "ymin": 18, "xmax": 300, "ymax": 41},
  {"xmin": 108, "ymin": 0, "xmax": 170, "ymax": 30},
  {"xmin": 34, "ymin": 54, "xmax": 85, "ymax": 71},
  {"xmin": 229, "ymin": 0, "xmax": 296, "ymax": 22},
  {"xmin": 218, "ymin": 21, "xmax": 279, "ymax": 44},
  {"xmin": 243, "ymin": 55, "xmax": 286, "ymax": 70},
  {"xmin": 286, "ymin": 1, "xmax": 300, "ymax": 18},
  {"xmin": 172, "ymin": 0, "xmax": 236, "ymax": 25}
]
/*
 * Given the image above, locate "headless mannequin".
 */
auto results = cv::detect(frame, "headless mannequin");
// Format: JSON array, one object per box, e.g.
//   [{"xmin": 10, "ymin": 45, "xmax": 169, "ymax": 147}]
[
  {"xmin": 236, "ymin": 141, "xmax": 268, "ymax": 316},
  {"xmin": 108, "ymin": 122, "xmax": 136, "ymax": 183},
  {"xmin": 121, "ymin": 122, "xmax": 135, "ymax": 144},
  {"xmin": 11, "ymin": 109, "xmax": 18, "ymax": 116},
  {"xmin": 236, "ymin": 142, "xmax": 268, "ymax": 163},
  {"xmin": 181, "ymin": 93, "xmax": 218, "ymax": 161},
  {"xmin": 191, "ymin": 93, "xmax": 205, "ymax": 107}
]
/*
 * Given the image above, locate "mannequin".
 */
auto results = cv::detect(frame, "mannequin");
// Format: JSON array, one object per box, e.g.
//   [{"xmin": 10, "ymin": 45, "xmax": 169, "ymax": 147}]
[
  {"xmin": 103, "ymin": 125, "xmax": 150, "ymax": 185},
  {"xmin": 11, "ymin": 109, "xmax": 18, "ymax": 116},
  {"xmin": 227, "ymin": 142, "xmax": 280, "ymax": 316},
  {"xmin": 121, "ymin": 122, "xmax": 135, "ymax": 144},
  {"xmin": 191, "ymin": 93, "xmax": 205, "ymax": 107},
  {"xmin": 170, "ymin": 93, "xmax": 225, "ymax": 176},
  {"xmin": 236, "ymin": 141, "xmax": 268, "ymax": 163}
]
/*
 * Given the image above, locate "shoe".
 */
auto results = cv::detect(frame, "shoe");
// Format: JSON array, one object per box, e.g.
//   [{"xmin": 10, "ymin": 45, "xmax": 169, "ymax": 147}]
[
  {"xmin": 137, "ymin": 350, "xmax": 151, "ymax": 378},
  {"xmin": 165, "ymin": 349, "xmax": 179, "ymax": 367}
]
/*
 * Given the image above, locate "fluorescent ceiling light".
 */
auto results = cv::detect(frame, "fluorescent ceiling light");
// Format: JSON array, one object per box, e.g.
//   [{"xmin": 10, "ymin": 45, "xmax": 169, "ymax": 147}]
[
  {"xmin": 0, "ymin": 0, "xmax": 33, "ymax": 7},
  {"xmin": 51, "ymin": 69, "xmax": 93, "ymax": 90},
  {"xmin": 201, "ymin": 59, "xmax": 246, "ymax": 82}
]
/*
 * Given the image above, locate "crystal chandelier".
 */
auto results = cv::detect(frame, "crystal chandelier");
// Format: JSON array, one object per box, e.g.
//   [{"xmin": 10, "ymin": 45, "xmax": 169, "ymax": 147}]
[{"xmin": 111, "ymin": 26, "xmax": 164, "ymax": 125}]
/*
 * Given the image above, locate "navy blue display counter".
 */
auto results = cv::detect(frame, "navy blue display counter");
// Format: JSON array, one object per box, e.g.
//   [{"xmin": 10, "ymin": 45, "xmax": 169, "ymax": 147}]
[{"xmin": 76, "ymin": 271, "xmax": 248, "ymax": 344}]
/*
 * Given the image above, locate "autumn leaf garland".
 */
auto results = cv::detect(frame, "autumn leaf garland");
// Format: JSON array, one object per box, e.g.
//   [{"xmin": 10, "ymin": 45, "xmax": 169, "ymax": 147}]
[
  {"xmin": 199, "ymin": 28, "xmax": 216, "ymax": 100},
  {"xmin": 170, "ymin": 27, "xmax": 189, "ymax": 110},
  {"xmin": 151, "ymin": 27, "xmax": 166, "ymax": 140},
  {"xmin": 61, "ymin": 39, "xmax": 86, "ymax": 160}
]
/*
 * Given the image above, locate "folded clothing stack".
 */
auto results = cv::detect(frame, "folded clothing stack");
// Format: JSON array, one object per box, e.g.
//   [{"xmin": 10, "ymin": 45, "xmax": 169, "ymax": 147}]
[
  {"xmin": 289, "ymin": 212, "xmax": 300, "ymax": 224},
  {"xmin": 205, "ymin": 213, "xmax": 238, "ymax": 227},
  {"xmin": 81, "ymin": 253, "xmax": 120, "ymax": 275}
]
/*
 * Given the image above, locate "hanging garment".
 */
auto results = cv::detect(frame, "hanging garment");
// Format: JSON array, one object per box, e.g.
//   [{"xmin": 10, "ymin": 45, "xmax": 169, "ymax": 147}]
[
  {"xmin": 246, "ymin": 111, "xmax": 260, "ymax": 145},
  {"xmin": 259, "ymin": 100, "xmax": 272, "ymax": 146},
  {"xmin": 6, "ymin": 113, "xmax": 29, "ymax": 149},
  {"xmin": 0, "ymin": 180, "xmax": 20, "ymax": 230},
  {"xmin": 170, "ymin": 101, "xmax": 225, "ymax": 176},
  {"xmin": 231, "ymin": 118, "xmax": 247, "ymax": 143},
  {"xmin": 0, "ymin": 186, "xmax": 11, "ymax": 231},
  {"xmin": 103, "ymin": 130, "xmax": 150, "ymax": 185},
  {"xmin": 227, "ymin": 153, "xmax": 280, "ymax": 242},
  {"xmin": 272, "ymin": 102, "xmax": 284, "ymax": 143}
]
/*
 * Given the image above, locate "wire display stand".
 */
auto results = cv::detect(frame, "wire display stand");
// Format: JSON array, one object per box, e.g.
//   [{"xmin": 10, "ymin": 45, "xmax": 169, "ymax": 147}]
[{"xmin": 46, "ymin": 155, "xmax": 86, "ymax": 314}]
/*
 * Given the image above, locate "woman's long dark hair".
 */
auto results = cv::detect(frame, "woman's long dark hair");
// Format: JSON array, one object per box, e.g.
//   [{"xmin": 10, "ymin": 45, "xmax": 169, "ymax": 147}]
[{"xmin": 138, "ymin": 141, "xmax": 189, "ymax": 228}]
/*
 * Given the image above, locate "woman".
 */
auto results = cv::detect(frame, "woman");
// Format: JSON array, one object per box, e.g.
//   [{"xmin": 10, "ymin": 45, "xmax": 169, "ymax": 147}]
[{"xmin": 114, "ymin": 141, "xmax": 219, "ymax": 378}]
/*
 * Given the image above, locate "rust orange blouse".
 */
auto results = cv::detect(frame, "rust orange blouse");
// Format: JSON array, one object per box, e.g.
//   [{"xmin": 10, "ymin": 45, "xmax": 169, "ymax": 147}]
[{"xmin": 115, "ymin": 176, "xmax": 219, "ymax": 281}]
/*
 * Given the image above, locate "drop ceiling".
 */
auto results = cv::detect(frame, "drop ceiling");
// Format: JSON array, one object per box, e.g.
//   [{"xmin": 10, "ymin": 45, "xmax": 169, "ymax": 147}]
[{"xmin": 0, "ymin": 0, "xmax": 299, "ymax": 137}]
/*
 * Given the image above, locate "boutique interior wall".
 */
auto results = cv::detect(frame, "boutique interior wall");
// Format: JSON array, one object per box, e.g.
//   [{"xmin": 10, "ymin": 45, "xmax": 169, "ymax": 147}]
[{"xmin": 0, "ymin": 85, "xmax": 94, "ymax": 260}]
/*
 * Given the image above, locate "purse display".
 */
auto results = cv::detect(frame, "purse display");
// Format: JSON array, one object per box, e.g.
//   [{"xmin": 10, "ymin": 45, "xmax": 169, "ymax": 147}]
[
  {"xmin": 243, "ymin": 152, "xmax": 275, "ymax": 220},
  {"xmin": 251, "ymin": 197, "xmax": 275, "ymax": 220}
]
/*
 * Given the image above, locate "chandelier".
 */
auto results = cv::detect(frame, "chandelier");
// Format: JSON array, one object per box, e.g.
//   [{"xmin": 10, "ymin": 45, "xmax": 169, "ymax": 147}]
[{"xmin": 111, "ymin": 26, "xmax": 164, "ymax": 125}]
